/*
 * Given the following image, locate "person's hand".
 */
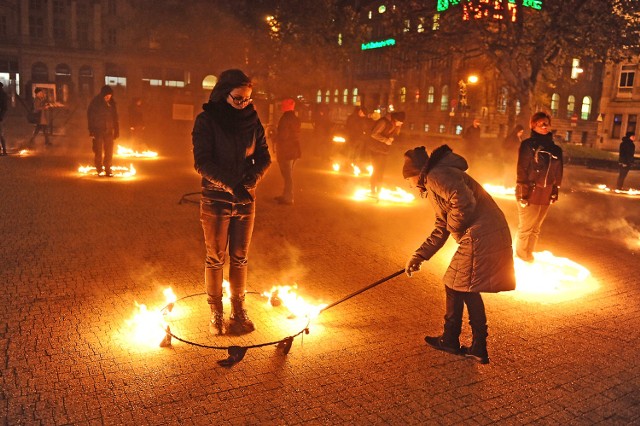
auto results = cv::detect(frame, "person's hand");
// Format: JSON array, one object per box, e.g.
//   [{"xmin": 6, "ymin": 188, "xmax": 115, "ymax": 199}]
[
  {"xmin": 405, "ymin": 254, "xmax": 424, "ymax": 277},
  {"xmin": 243, "ymin": 174, "xmax": 257, "ymax": 189},
  {"xmin": 550, "ymin": 185, "xmax": 559, "ymax": 204},
  {"xmin": 518, "ymin": 198, "xmax": 529, "ymax": 208},
  {"xmin": 233, "ymin": 184, "xmax": 254, "ymax": 204},
  {"xmin": 385, "ymin": 138, "xmax": 394, "ymax": 146},
  {"xmin": 516, "ymin": 183, "xmax": 530, "ymax": 207}
]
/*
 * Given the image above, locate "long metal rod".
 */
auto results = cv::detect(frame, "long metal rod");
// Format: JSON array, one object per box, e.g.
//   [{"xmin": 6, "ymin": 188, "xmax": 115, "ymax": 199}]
[{"xmin": 320, "ymin": 269, "xmax": 405, "ymax": 313}]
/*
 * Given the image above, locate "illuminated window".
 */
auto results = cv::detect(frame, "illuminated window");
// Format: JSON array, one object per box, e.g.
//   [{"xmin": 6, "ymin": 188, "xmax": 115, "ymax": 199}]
[
  {"xmin": 440, "ymin": 85, "xmax": 449, "ymax": 111},
  {"xmin": 352, "ymin": 88, "xmax": 359, "ymax": 105},
  {"xmin": 571, "ymin": 58, "xmax": 583, "ymax": 80},
  {"xmin": 338, "ymin": 33, "xmax": 342, "ymax": 46},
  {"xmin": 325, "ymin": 90, "xmax": 330, "ymax": 103},
  {"xmin": 378, "ymin": 5, "xmax": 386, "ymax": 13},
  {"xmin": 424, "ymin": 124, "xmax": 430, "ymax": 132},
  {"xmin": 343, "ymin": 89, "xmax": 349, "ymax": 105},
  {"xmin": 497, "ymin": 87, "xmax": 508, "ymax": 114},
  {"xmin": 455, "ymin": 125, "xmax": 463, "ymax": 135},
  {"xmin": 316, "ymin": 90, "xmax": 322, "ymax": 103},
  {"xmin": 404, "ymin": 20, "xmax": 410, "ymax": 32},
  {"xmin": 202, "ymin": 75, "xmax": 217, "ymax": 90},
  {"xmin": 581, "ymin": 96, "xmax": 592, "ymax": 120},
  {"xmin": 438, "ymin": 124, "xmax": 446, "ymax": 133},
  {"xmin": 334, "ymin": 89, "xmax": 339, "ymax": 103},
  {"xmin": 414, "ymin": 89, "xmax": 420, "ymax": 103},
  {"xmin": 143, "ymin": 67, "xmax": 163, "ymax": 87},
  {"xmin": 165, "ymin": 69, "xmax": 186, "ymax": 88},
  {"xmin": 400, "ymin": 87, "xmax": 406, "ymax": 103},
  {"xmin": 432, "ymin": 13, "xmax": 440, "ymax": 31},
  {"xmin": 368, "ymin": 10, "xmax": 372, "ymax": 19},
  {"xmin": 515, "ymin": 99, "xmax": 521, "ymax": 116},
  {"xmin": 550, "ymin": 93, "xmax": 560, "ymax": 117},
  {"xmin": 417, "ymin": 17, "xmax": 425, "ymax": 33},
  {"xmin": 427, "ymin": 86, "xmax": 435, "ymax": 104},
  {"xmin": 105, "ymin": 63, "xmax": 126, "ymax": 87},
  {"xmin": 566, "ymin": 95, "xmax": 575, "ymax": 119}
]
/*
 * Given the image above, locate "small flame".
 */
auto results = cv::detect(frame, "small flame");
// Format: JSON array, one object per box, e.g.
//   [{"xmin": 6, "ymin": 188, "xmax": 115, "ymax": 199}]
[
  {"xmin": 77, "ymin": 164, "xmax": 137, "ymax": 177},
  {"xmin": 597, "ymin": 184, "xmax": 640, "ymax": 196},
  {"xmin": 353, "ymin": 186, "xmax": 415, "ymax": 203},
  {"xmin": 117, "ymin": 145, "xmax": 158, "ymax": 158},
  {"xmin": 332, "ymin": 163, "xmax": 341, "ymax": 172},
  {"xmin": 332, "ymin": 136, "xmax": 346, "ymax": 143},
  {"xmin": 352, "ymin": 164, "xmax": 361, "ymax": 176},
  {"xmin": 18, "ymin": 149, "xmax": 31, "ymax": 156},
  {"xmin": 125, "ymin": 287, "xmax": 178, "ymax": 348},
  {"xmin": 483, "ymin": 183, "xmax": 515, "ymax": 199},
  {"xmin": 262, "ymin": 285, "xmax": 327, "ymax": 319},
  {"xmin": 511, "ymin": 251, "xmax": 599, "ymax": 303}
]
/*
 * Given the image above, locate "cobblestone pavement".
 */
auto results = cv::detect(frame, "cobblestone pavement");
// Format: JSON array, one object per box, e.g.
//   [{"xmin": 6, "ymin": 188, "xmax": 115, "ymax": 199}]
[{"xmin": 1, "ymin": 136, "xmax": 640, "ymax": 425}]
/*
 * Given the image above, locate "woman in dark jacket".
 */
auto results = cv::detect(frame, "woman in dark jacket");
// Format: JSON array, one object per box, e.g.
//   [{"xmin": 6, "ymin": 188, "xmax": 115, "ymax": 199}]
[
  {"xmin": 192, "ymin": 69, "xmax": 271, "ymax": 335},
  {"xmin": 274, "ymin": 98, "xmax": 301, "ymax": 205},
  {"xmin": 403, "ymin": 145, "xmax": 515, "ymax": 364},
  {"xmin": 616, "ymin": 131, "xmax": 635, "ymax": 190},
  {"xmin": 515, "ymin": 112, "xmax": 563, "ymax": 262}
]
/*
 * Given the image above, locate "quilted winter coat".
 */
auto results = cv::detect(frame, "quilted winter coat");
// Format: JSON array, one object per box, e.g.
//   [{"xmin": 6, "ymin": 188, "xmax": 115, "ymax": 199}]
[{"xmin": 414, "ymin": 146, "xmax": 516, "ymax": 293}]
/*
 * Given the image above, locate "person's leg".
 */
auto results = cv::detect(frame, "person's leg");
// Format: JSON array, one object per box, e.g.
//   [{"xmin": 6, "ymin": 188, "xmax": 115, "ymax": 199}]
[
  {"xmin": 200, "ymin": 199, "xmax": 232, "ymax": 334},
  {"xmin": 525, "ymin": 204, "xmax": 550, "ymax": 257},
  {"xmin": 228, "ymin": 202, "xmax": 256, "ymax": 334},
  {"xmin": 103, "ymin": 136, "xmax": 114, "ymax": 175},
  {"xmin": 464, "ymin": 292, "xmax": 489, "ymax": 364},
  {"xmin": 425, "ymin": 285, "xmax": 464, "ymax": 354},
  {"xmin": 29, "ymin": 125, "xmax": 41, "ymax": 146},
  {"xmin": 617, "ymin": 166, "xmax": 630, "ymax": 190},
  {"xmin": 92, "ymin": 137, "xmax": 104, "ymax": 175},
  {"xmin": 277, "ymin": 159, "xmax": 295, "ymax": 203},
  {"xmin": 0, "ymin": 122, "xmax": 7, "ymax": 154},
  {"xmin": 370, "ymin": 153, "xmax": 382, "ymax": 194},
  {"xmin": 515, "ymin": 203, "xmax": 543, "ymax": 261}
]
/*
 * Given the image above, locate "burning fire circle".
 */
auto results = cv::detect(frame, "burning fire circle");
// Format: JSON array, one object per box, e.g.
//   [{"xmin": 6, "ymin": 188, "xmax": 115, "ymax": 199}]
[{"xmin": 157, "ymin": 292, "xmax": 311, "ymax": 366}]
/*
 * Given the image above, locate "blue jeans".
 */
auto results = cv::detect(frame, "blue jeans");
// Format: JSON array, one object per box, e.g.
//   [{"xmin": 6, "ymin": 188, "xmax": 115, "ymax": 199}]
[{"xmin": 200, "ymin": 199, "xmax": 255, "ymax": 299}]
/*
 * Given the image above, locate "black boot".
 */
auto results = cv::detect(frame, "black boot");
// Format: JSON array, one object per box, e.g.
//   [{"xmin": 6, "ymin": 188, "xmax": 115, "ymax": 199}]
[
  {"xmin": 205, "ymin": 268, "xmax": 225, "ymax": 335},
  {"xmin": 228, "ymin": 296, "xmax": 255, "ymax": 335},
  {"xmin": 464, "ymin": 338, "xmax": 489, "ymax": 364},
  {"xmin": 209, "ymin": 298, "xmax": 225, "ymax": 335},
  {"xmin": 425, "ymin": 335, "xmax": 463, "ymax": 355}
]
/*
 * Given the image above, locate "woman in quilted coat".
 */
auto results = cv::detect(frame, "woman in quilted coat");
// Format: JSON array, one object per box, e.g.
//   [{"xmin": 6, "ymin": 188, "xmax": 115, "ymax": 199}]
[{"xmin": 403, "ymin": 145, "xmax": 515, "ymax": 364}]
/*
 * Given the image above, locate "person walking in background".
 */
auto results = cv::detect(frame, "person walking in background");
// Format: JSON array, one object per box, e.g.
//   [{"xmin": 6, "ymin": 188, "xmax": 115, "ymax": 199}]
[
  {"xmin": 128, "ymin": 97, "xmax": 145, "ymax": 147},
  {"xmin": 87, "ymin": 85, "xmax": 119, "ymax": 177},
  {"xmin": 273, "ymin": 98, "xmax": 301, "ymax": 206},
  {"xmin": 462, "ymin": 118, "xmax": 481, "ymax": 163},
  {"xmin": 515, "ymin": 112, "xmax": 563, "ymax": 262},
  {"xmin": 345, "ymin": 106, "xmax": 370, "ymax": 165},
  {"xmin": 616, "ymin": 131, "xmax": 635, "ymax": 190},
  {"xmin": 367, "ymin": 111, "xmax": 404, "ymax": 197},
  {"xmin": 192, "ymin": 69, "xmax": 271, "ymax": 336},
  {"xmin": 0, "ymin": 82, "xmax": 8, "ymax": 156},
  {"xmin": 403, "ymin": 145, "xmax": 515, "ymax": 365},
  {"xmin": 29, "ymin": 88, "xmax": 52, "ymax": 147}
]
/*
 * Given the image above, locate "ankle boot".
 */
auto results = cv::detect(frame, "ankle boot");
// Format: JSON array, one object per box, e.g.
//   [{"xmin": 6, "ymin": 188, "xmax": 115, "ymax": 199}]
[
  {"xmin": 209, "ymin": 298, "xmax": 225, "ymax": 335},
  {"xmin": 425, "ymin": 335, "xmax": 463, "ymax": 355},
  {"xmin": 464, "ymin": 338, "xmax": 489, "ymax": 364},
  {"xmin": 228, "ymin": 296, "xmax": 255, "ymax": 335}
]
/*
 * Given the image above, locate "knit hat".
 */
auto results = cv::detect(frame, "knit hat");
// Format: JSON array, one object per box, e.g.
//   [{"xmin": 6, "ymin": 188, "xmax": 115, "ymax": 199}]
[
  {"xmin": 391, "ymin": 111, "xmax": 406, "ymax": 122},
  {"xmin": 402, "ymin": 146, "xmax": 429, "ymax": 178},
  {"xmin": 281, "ymin": 98, "xmax": 295, "ymax": 112},
  {"xmin": 100, "ymin": 85, "xmax": 114, "ymax": 96}
]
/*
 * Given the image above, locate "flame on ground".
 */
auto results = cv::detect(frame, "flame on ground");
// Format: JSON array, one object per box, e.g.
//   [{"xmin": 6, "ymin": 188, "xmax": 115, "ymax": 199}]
[
  {"xmin": 331, "ymin": 163, "xmax": 373, "ymax": 176},
  {"xmin": 510, "ymin": 250, "xmax": 599, "ymax": 303},
  {"xmin": 78, "ymin": 164, "xmax": 137, "ymax": 177},
  {"xmin": 596, "ymin": 184, "xmax": 640, "ymax": 196},
  {"xmin": 483, "ymin": 183, "xmax": 515, "ymax": 199},
  {"xmin": 262, "ymin": 285, "xmax": 327, "ymax": 319},
  {"xmin": 18, "ymin": 149, "xmax": 31, "ymax": 156},
  {"xmin": 117, "ymin": 145, "xmax": 158, "ymax": 158},
  {"xmin": 353, "ymin": 186, "xmax": 415, "ymax": 203},
  {"xmin": 124, "ymin": 287, "xmax": 177, "ymax": 349}
]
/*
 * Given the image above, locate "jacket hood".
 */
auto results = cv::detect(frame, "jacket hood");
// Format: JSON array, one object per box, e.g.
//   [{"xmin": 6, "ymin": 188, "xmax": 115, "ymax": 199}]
[{"xmin": 417, "ymin": 145, "xmax": 468, "ymax": 190}]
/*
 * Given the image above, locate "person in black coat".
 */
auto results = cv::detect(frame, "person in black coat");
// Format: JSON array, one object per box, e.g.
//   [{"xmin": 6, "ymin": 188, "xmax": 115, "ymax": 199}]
[
  {"xmin": 616, "ymin": 131, "xmax": 636, "ymax": 190},
  {"xmin": 192, "ymin": 69, "xmax": 271, "ymax": 335},
  {"xmin": 87, "ymin": 85, "xmax": 119, "ymax": 176},
  {"xmin": 515, "ymin": 112, "xmax": 563, "ymax": 262},
  {"xmin": 273, "ymin": 98, "xmax": 301, "ymax": 205}
]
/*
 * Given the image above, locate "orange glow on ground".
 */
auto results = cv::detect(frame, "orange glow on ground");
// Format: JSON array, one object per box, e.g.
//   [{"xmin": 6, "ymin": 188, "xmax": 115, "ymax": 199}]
[
  {"xmin": 262, "ymin": 285, "xmax": 327, "ymax": 319},
  {"xmin": 78, "ymin": 164, "xmax": 137, "ymax": 177},
  {"xmin": 509, "ymin": 251, "xmax": 599, "ymax": 304},
  {"xmin": 353, "ymin": 186, "xmax": 415, "ymax": 203},
  {"xmin": 596, "ymin": 184, "xmax": 640, "ymax": 196},
  {"xmin": 116, "ymin": 145, "xmax": 158, "ymax": 158},
  {"xmin": 483, "ymin": 183, "xmax": 515, "ymax": 199},
  {"xmin": 124, "ymin": 287, "xmax": 177, "ymax": 349}
]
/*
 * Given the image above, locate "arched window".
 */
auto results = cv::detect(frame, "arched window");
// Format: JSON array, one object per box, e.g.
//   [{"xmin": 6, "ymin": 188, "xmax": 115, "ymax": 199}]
[
  {"xmin": 566, "ymin": 95, "xmax": 576, "ymax": 118},
  {"xmin": 515, "ymin": 99, "xmax": 521, "ymax": 116},
  {"xmin": 400, "ymin": 86, "xmax": 406, "ymax": 103},
  {"xmin": 202, "ymin": 75, "xmax": 217, "ymax": 90},
  {"xmin": 343, "ymin": 89, "xmax": 349, "ymax": 104},
  {"xmin": 440, "ymin": 85, "xmax": 449, "ymax": 111},
  {"xmin": 334, "ymin": 89, "xmax": 339, "ymax": 103},
  {"xmin": 497, "ymin": 87, "xmax": 508, "ymax": 114},
  {"xmin": 581, "ymin": 96, "xmax": 592, "ymax": 120},
  {"xmin": 324, "ymin": 90, "xmax": 330, "ymax": 103},
  {"xmin": 427, "ymin": 86, "xmax": 435, "ymax": 104},
  {"xmin": 551, "ymin": 93, "xmax": 560, "ymax": 117},
  {"xmin": 316, "ymin": 90, "xmax": 322, "ymax": 104},
  {"xmin": 352, "ymin": 88, "xmax": 359, "ymax": 105}
]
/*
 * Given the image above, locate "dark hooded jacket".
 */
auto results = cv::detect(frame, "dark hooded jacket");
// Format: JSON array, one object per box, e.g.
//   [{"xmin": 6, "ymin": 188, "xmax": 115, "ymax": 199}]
[
  {"xmin": 192, "ymin": 98, "xmax": 271, "ymax": 204},
  {"xmin": 275, "ymin": 110, "xmax": 301, "ymax": 161},
  {"xmin": 87, "ymin": 88, "xmax": 119, "ymax": 138},
  {"xmin": 516, "ymin": 130, "xmax": 563, "ymax": 205},
  {"xmin": 619, "ymin": 135, "xmax": 635, "ymax": 166},
  {"xmin": 414, "ymin": 145, "xmax": 515, "ymax": 293}
]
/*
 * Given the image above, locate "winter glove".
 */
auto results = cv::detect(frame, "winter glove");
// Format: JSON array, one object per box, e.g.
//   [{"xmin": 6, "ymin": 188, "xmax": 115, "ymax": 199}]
[
  {"xmin": 243, "ymin": 174, "xmax": 257, "ymax": 190},
  {"xmin": 405, "ymin": 254, "xmax": 425, "ymax": 277},
  {"xmin": 516, "ymin": 183, "xmax": 530, "ymax": 207},
  {"xmin": 233, "ymin": 184, "xmax": 254, "ymax": 204},
  {"xmin": 550, "ymin": 185, "xmax": 559, "ymax": 204}
]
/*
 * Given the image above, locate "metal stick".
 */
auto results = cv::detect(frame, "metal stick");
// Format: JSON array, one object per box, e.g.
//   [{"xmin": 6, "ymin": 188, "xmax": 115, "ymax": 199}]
[{"xmin": 320, "ymin": 269, "xmax": 405, "ymax": 313}]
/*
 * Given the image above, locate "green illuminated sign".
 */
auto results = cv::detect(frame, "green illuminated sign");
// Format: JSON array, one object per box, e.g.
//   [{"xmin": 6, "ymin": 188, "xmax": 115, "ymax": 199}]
[
  {"xmin": 361, "ymin": 38, "xmax": 396, "ymax": 50},
  {"xmin": 438, "ymin": 0, "xmax": 542, "ymax": 12}
]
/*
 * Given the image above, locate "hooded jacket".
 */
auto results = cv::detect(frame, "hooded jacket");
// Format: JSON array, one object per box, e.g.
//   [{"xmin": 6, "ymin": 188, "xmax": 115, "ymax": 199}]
[
  {"xmin": 619, "ymin": 135, "xmax": 636, "ymax": 166},
  {"xmin": 87, "ymin": 92, "xmax": 119, "ymax": 138},
  {"xmin": 516, "ymin": 130, "xmax": 563, "ymax": 205},
  {"xmin": 414, "ymin": 145, "xmax": 515, "ymax": 293},
  {"xmin": 275, "ymin": 110, "xmax": 301, "ymax": 161},
  {"xmin": 192, "ymin": 99, "xmax": 271, "ymax": 204}
]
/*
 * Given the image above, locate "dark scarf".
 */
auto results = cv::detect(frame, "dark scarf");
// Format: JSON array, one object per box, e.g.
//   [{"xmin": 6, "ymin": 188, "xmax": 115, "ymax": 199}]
[
  {"xmin": 202, "ymin": 100, "xmax": 259, "ymax": 137},
  {"xmin": 529, "ymin": 130, "xmax": 554, "ymax": 149}
]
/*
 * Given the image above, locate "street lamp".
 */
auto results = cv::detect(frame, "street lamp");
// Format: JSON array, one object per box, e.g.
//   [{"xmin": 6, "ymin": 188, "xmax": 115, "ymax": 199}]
[{"xmin": 459, "ymin": 75, "xmax": 479, "ymax": 132}]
